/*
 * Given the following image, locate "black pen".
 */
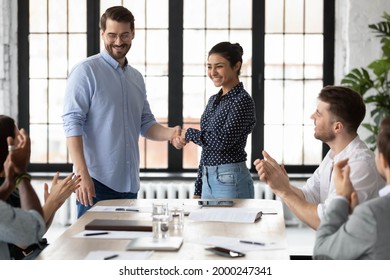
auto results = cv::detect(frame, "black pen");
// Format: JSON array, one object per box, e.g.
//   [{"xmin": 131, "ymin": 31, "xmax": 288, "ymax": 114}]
[
  {"xmin": 84, "ymin": 232, "xmax": 109, "ymax": 236},
  {"xmin": 239, "ymin": 240, "xmax": 265, "ymax": 246},
  {"xmin": 104, "ymin": 254, "xmax": 119, "ymax": 260}
]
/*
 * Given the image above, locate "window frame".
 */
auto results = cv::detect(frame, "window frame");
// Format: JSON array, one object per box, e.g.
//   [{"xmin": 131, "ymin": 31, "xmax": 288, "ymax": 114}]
[{"xmin": 17, "ymin": 0, "xmax": 334, "ymax": 174}]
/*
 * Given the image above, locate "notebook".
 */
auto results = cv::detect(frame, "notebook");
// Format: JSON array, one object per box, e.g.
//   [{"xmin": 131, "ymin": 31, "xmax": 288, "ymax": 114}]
[
  {"xmin": 84, "ymin": 219, "xmax": 152, "ymax": 232},
  {"xmin": 126, "ymin": 237, "xmax": 184, "ymax": 251}
]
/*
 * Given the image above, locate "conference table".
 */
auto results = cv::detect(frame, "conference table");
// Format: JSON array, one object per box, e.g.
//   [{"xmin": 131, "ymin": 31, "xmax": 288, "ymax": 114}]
[{"xmin": 37, "ymin": 199, "xmax": 289, "ymax": 260}]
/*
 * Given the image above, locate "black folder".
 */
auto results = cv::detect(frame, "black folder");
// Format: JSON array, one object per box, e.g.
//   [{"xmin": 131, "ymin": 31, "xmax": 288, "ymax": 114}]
[{"xmin": 84, "ymin": 219, "xmax": 152, "ymax": 232}]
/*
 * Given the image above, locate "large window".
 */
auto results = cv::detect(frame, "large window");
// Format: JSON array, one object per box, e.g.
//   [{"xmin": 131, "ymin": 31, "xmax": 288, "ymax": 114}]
[{"xmin": 19, "ymin": 0, "xmax": 334, "ymax": 174}]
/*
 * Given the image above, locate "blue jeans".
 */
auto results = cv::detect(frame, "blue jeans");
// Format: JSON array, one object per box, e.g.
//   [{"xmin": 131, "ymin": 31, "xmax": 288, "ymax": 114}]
[
  {"xmin": 201, "ymin": 162, "xmax": 254, "ymax": 199},
  {"xmin": 77, "ymin": 178, "xmax": 138, "ymax": 218}
]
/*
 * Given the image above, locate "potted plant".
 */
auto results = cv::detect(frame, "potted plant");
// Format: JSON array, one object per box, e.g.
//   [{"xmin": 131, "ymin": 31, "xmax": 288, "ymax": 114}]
[{"xmin": 341, "ymin": 12, "xmax": 390, "ymax": 150}]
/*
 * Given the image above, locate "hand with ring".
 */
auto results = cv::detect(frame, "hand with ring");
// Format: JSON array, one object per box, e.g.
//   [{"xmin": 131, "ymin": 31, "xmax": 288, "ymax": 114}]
[{"xmin": 8, "ymin": 145, "xmax": 16, "ymax": 152}]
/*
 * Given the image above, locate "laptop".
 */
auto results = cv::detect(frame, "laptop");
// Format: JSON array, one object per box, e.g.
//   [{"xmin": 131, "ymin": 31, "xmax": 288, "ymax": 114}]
[{"xmin": 126, "ymin": 237, "xmax": 183, "ymax": 251}]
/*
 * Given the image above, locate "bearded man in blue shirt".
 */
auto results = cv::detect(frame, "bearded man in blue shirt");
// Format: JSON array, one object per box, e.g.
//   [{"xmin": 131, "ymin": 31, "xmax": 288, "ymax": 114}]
[{"xmin": 62, "ymin": 6, "xmax": 181, "ymax": 218}]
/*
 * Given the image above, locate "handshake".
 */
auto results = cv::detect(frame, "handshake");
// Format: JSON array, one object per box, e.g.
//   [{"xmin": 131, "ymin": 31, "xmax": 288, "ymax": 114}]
[{"xmin": 169, "ymin": 126, "xmax": 189, "ymax": 150}]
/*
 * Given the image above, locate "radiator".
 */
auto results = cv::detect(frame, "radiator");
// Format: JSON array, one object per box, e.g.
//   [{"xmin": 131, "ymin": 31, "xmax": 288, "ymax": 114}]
[{"xmin": 52, "ymin": 180, "xmax": 303, "ymax": 226}]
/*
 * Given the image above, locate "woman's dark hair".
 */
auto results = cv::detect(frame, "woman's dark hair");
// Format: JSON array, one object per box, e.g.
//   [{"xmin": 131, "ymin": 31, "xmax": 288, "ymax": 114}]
[
  {"xmin": 100, "ymin": 6, "xmax": 135, "ymax": 31},
  {"xmin": 0, "ymin": 115, "xmax": 16, "ymax": 172},
  {"xmin": 377, "ymin": 116, "xmax": 390, "ymax": 164},
  {"xmin": 318, "ymin": 86, "xmax": 366, "ymax": 133},
  {"xmin": 208, "ymin": 42, "xmax": 244, "ymax": 75}
]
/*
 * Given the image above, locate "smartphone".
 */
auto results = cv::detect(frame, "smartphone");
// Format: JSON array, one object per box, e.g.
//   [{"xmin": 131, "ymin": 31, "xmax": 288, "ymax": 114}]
[
  {"xmin": 205, "ymin": 246, "xmax": 245, "ymax": 258},
  {"xmin": 198, "ymin": 200, "xmax": 234, "ymax": 207}
]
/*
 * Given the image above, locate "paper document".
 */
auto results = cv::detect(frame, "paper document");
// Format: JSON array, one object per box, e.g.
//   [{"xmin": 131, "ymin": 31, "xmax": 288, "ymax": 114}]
[
  {"xmin": 84, "ymin": 250, "xmax": 153, "ymax": 260},
  {"xmin": 188, "ymin": 207, "xmax": 266, "ymax": 223}
]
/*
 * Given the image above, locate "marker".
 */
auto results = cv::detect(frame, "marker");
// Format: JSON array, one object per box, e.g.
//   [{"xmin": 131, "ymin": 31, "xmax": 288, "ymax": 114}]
[
  {"xmin": 84, "ymin": 232, "xmax": 109, "ymax": 236},
  {"xmin": 104, "ymin": 254, "xmax": 119, "ymax": 260},
  {"xmin": 239, "ymin": 240, "xmax": 265, "ymax": 246}
]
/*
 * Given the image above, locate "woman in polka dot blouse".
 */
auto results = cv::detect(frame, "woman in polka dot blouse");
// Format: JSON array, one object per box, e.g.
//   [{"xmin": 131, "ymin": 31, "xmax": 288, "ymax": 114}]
[{"xmin": 177, "ymin": 42, "xmax": 256, "ymax": 199}]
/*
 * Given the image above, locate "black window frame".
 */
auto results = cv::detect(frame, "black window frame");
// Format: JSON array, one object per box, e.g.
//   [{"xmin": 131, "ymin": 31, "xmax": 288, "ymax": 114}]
[{"xmin": 17, "ymin": 0, "xmax": 334, "ymax": 175}]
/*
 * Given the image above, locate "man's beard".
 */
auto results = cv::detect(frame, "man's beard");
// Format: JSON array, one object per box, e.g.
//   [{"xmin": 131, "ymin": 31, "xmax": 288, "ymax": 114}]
[{"xmin": 105, "ymin": 43, "xmax": 131, "ymax": 60}]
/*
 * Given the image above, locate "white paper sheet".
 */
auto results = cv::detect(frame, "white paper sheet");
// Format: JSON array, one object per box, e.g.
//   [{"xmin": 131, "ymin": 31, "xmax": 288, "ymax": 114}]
[
  {"xmin": 188, "ymin": 207, "xmax": 266, "ymax": 223},
  {"xmin": 74, "ymin": 230, "xmax": 152, "ymax": 239},
  {"xmin": 84, "ymin": 250, "xmax": 153, "ymax": 260}
]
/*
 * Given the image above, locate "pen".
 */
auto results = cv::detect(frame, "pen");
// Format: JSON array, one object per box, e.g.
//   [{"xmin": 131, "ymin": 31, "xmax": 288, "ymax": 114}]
[
  {"xmin": 115, "ymin": 208, "xmax": 139, "ymax": 212},
  {"xmin": 84, "ymin": 232, "xmax": 109, "ymax": 236},
  {"xmin": 239, "ymin": 240, "xmax": 265, "ymax": 246},
  {"xmin": 103, "ymin": 254, "xmax": 118, "ymax": 260}
]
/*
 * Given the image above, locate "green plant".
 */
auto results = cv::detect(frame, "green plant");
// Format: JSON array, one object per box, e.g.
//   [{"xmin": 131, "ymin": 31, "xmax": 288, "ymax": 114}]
[{"xmin": 341, "ymin": 12, "xmax": 390, "ymax": 150}]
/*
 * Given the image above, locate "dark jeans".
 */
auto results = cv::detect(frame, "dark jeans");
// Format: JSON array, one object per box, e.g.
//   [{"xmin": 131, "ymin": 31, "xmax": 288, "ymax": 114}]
[{"xmin": 77, "ymin": 178, "xmax": 138, "ymax": 218}]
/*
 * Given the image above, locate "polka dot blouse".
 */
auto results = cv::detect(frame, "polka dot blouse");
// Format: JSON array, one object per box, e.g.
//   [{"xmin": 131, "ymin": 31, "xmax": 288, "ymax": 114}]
[{"xmin": 185, "ymin": 82, "xmax": 256, "ymax": 196}]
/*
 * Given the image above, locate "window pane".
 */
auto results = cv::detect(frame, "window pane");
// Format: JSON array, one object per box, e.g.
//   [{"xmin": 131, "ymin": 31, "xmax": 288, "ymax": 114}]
[
  {"xmin": 30, "ymin": 125, "xmax": 47, "ymax": 163},
  {"xmin": 264, "ymin": 125, "xmax": 283, "ymax": 162},
  {"xmin": 147, "ymin": 0, "xmax": 168, "ymax": 28},
  {"xmin": 183, "ymin": 123, "xmax": 201, "ymax": 169},
  {"xmin": 283, "ymin": 125, "xmax": 303, "ymax": 164},
  {"xmin": 49, "ymin": 0, "xmax": 67, "ymax": 32},
  {"xmin": 264, "ymin": 81, "xmax": 283, "ymax": 124},
  {"xmin": 265, "ymin": 0, "xmax": 283, "ymax": 33},
  {"xmin": 284, "ymin": 81, "xmax": 304, "ymax": 125},
  {"xmin": 304, "ymin": 35, "xmax": 323, "ymax": 79},
  {"xmin": 285, "ymin": 35, "xmax": 304, "ymax": 79},
  {"xmin": 264, "ymin": 35, "xmax": 284, "ymax": 79},
  {"xmin": 230, "ymin": 0, "xmax": 252, "ymax": 28},
  {"xmin": 183, "ymin": 30, "xmax": 206, "ymax": 75},
  {"xmin": 285, "ymin": 0, "xmax": 304, "ymax": 33},
  {"xmin": 30, "ymin": 79, "xmax": 48, "ymax": 123},
  {"xmin": 30, "ymin": 0, "xmax": 47, "ymax": 33},
  {"xmin": 30, "ymin": 34, "xmax": 48, "ymax": 78},
  {"xmin": 146, "ymin": 77, "xmax": 168, "ymax": 119},
  {"xmin": 145, "ymin": 139, "xmax": 168, "ymax": 168},
  {"xmin": 305, "ymin": 0, "xmax": 323, "ymax": 33},
  {"xmin": 49, "ymin": 34, "xmax": 68, "ymax": 78},
  {"xmin": 184, "ymin": 0, "xmax": 205, "ymax": 28},
  {"xmin": 183, "ymin": 77, "xmax": 206, "ymax": 119},
  {"xmin": 206, "ymin": 0, "xmax": 229, "ymax": 28},
  {"xmin": 69, "ymin": 0, "xmax": 87, "ymax": 32},
  {"xmin": 49, "ymin": 124, "xmax": 67, "ymax": 163},
  {"xmin": 146, "ymin": 30, "xmax": 168, "ymax": 76},
  {"xmin": 48, "ymin": 79, "xmax": 66, "ymax": 123}
]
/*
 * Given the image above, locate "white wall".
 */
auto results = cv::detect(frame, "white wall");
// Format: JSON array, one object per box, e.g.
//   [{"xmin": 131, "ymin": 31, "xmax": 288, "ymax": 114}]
[{"xmin": 0, "ymin": 0, "xmax": 18, "ymax": 119}]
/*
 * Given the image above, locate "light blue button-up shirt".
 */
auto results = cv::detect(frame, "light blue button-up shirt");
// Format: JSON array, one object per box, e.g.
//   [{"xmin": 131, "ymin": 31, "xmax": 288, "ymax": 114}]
[{"xmin": 62, "ymin": 50, "xmax": 157, "ymax": 193}]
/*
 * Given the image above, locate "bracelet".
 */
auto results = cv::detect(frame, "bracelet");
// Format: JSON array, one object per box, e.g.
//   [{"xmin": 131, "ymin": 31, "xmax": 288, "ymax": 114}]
[{"xmin": 15, "ymin": 173, "xmax": 32, "ymax": 186}]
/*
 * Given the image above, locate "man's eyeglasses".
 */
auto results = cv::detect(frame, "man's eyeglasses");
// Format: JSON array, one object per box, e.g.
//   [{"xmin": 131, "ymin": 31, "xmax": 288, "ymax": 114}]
[{"xmin": 105, "ymin": 32, "xmax": 132, "ymax": 42}]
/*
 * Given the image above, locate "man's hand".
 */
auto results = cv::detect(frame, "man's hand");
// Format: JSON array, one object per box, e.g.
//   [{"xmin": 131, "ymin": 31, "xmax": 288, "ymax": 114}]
[
  {"xmin": 333, "ymin": 158, "xmax": 357, "ymax": 209},
  {"xmin": 171, "ymin": 126, "xmax": 188, "ymax": 149},
  {"xmin": 75, "ymin": 170, "xmax": 95, "ymax": 207},
  {"xmin": 253, "ymin": 150, "xmax": 290, "ymax": 197}
]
